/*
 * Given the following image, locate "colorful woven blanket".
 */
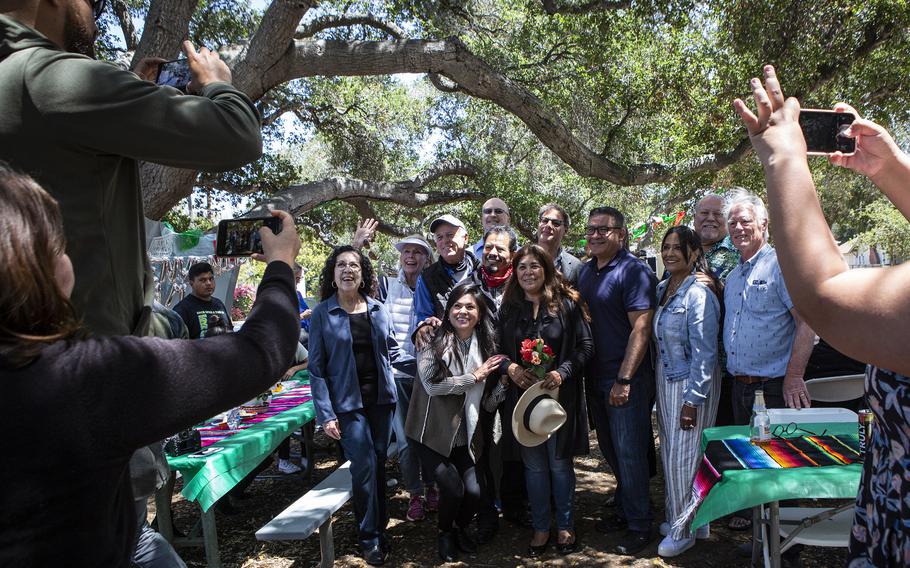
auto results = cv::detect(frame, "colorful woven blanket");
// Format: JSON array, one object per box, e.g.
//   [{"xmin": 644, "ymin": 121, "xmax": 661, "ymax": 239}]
[
  {"xmin": 674, "ymin": 434, "xmax": 860, "ymax": 531},
  {"xmin": 195, "ymin": 383, "xmax": 313, "ymax": 447}
]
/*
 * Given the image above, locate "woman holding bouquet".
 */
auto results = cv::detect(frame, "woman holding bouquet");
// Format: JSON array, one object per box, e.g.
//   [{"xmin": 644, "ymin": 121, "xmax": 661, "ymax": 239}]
[
  {"xmin": 494, "ymin": 244, "xmax": 594, "ymax": 556},
  {"xmin": 405, "ymin": 282, "xmax": 506, "ymax": 562}
]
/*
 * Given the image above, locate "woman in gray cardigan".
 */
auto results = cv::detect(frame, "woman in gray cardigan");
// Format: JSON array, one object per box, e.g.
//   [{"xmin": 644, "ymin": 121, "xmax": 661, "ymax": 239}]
[{"xmin": 405, "ymin": 282, "xmax": 506, "ymax": 562}]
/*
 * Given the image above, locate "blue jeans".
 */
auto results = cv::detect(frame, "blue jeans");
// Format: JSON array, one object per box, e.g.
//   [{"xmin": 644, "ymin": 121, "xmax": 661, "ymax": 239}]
[
  {"xmin": 337, "ymin": 404, "xmax": 394, "ymax": 550},
  {"xmin": 588, "ymin": 376, "xmax": 655, "ymax": 532},
  {"xmin": 521, "ymin": 436, "xmax": 575, "ymax": 531},
  {"xmin": 392, "ymin": 375, "xmax": 433, "ymax": 494}
]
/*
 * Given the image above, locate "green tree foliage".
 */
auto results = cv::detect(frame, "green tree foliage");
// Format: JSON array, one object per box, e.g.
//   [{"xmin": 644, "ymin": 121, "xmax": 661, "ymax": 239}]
[{"xmin": 97, "ymin": 0, "xmax": 910, "ymax": 251}]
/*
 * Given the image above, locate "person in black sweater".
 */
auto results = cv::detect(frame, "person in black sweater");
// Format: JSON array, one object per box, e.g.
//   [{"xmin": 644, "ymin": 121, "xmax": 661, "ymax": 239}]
[
  {"xmin": 172, "ymin": 261, "xmax": 234, "ymax": 338},
  {"xmin": 0, "ymin": 167, "xmax": 301, "ymax": 567},
  {"xmin": 493, "ymin": 244, "xmax": 594, "ymax": 556}
]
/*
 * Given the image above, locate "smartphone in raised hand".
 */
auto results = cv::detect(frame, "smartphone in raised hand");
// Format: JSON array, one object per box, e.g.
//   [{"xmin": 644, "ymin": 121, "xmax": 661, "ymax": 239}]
[
  {"xmin": 156, "ymin": 58, "xmax": 192, "ymax": 93},
  {"xmin": 216, "ymin": 216, "xmax": 283, "ymax": 256},
  {"xmin": 799, "ymin": 109, "xmax": 856, "ymax": 155}
]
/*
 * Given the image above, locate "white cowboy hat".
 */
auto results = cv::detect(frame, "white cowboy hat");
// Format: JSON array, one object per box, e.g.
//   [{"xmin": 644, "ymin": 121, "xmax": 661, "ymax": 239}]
[{"xmin": 512, "ymin": 382, "xmax": 567, "ymax": 447}]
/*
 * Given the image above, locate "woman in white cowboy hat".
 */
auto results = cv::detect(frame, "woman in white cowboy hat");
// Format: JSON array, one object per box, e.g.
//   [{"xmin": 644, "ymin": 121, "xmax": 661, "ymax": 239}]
[
  {"xmin": 404, "ymin": 282, "xmax": 507, "ymax": 562},
  {"xmin": 491, "ymin": 244, "xmax": 594, "ymax": 557}
]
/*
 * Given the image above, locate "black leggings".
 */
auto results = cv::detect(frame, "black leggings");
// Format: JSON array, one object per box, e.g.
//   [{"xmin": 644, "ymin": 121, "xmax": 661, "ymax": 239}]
[{"xmin": 414, "ymin": 441, "xmax": 481, "ymax": 532}]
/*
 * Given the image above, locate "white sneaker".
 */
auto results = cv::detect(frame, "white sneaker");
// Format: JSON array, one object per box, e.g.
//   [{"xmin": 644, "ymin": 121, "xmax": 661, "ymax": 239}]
[
  {"xmin": 660, "ymin": 522, "xmax": 709, "ymax": 539},
  {"xmin": 278, "ymin": 458, "xmax": 301, "ymax": 474},
  {"xmin": 657, "ymin": 535, "xmax": 695, "ymax": 557}
]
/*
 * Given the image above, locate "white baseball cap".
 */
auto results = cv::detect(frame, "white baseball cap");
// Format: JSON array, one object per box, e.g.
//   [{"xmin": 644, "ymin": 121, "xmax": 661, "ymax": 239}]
[{"xmin": 429, "ymin": 214, "xmax": 467, "ymax": 234}]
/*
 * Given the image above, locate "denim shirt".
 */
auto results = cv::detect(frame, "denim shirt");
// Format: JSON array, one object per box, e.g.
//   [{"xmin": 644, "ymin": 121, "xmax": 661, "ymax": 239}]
[
  {"xmin": 722, "ymin": 244, "xmax": 795, "ymax": 378},
  {"xmin": 308, "ymin": 295, "xmax": 417, "ymax": 425},
  {"xmin": 653, "ymin": 274, "xmax": 720, "ymax": 406}
]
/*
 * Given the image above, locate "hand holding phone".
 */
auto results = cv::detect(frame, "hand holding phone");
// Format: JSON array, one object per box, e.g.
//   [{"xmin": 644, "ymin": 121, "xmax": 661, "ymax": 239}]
[
  {"xmin": 182, "ymin": 41, "xmax": 232, "ymax": 94},
  {"xmin": 257, "ymin": 210, "xmax": 300, "ymax": 267},
  {"xmin": 156, "ymin": 58, "xmax": 192, "ymax": 92},
  {"xmin": 827, "ymin": 102, "xmax": 903, "ymax": 180},
  {"xmin": 216, "ymin": 215, "xmax": 282, "ymax": 256},
  {"xmin": 798, "ymin": 109, "xmax": 856, "ymax": 155}
]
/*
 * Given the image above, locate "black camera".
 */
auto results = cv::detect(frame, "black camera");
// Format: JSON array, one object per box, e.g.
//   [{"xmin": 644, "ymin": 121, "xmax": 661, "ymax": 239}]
[{"xmin": 164, "ymin": 428, "xmax": 202, "ymax": 456}]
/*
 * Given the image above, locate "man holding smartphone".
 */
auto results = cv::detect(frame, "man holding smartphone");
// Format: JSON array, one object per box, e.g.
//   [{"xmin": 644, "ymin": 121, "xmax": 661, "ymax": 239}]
[
  {"xmin": 1, "ymin": 3, "xmax": 262, "ymax": 567},
  {"xmin": 0, "ymin": 2, "xmax": 262, "ymax": 339}
]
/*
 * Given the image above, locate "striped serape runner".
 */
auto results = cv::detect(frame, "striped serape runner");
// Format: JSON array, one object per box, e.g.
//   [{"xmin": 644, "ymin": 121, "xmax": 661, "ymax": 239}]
[
  {"xmin": 675, "ymin": 434, "xmax": 860, "ymax": 531},
  {"xmin": 195, "ymin": 383, "xmax": 312, "ymax": 447}
]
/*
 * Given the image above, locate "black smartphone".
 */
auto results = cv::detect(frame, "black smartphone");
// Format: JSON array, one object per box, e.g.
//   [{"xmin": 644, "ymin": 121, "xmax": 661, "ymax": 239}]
[
  {"xmin": 216, "ymin": 216, "xmax": 282, "ymax": 256},
  {"xmin": 799, "ymin": 109, "xmax": 856, "ymax": 155},
  {"xmin": 156, "ymin": 58, "xmax": 191, "ymax": 92}
]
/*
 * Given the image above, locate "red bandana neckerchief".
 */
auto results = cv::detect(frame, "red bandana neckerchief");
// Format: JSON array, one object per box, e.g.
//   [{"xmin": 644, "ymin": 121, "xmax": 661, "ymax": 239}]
[{"xmin": 481, "ymin": 265, "xmax": 512, "ymax": 289}]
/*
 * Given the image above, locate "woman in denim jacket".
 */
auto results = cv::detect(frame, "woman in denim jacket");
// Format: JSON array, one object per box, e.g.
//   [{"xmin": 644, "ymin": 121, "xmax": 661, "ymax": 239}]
[{"xmin": 653, "ymin": 226, "xmax": 721, "ymax": 558}]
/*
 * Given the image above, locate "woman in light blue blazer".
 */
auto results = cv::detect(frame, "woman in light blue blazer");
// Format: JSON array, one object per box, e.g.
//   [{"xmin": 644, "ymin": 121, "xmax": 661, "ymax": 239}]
[
  {"xmin": 308, "ymin": 245, "xmax": 415, "ymax": 566},
  {"xmin": 653, "ymin": 226, "xmax": 721, "ymax": 558}
]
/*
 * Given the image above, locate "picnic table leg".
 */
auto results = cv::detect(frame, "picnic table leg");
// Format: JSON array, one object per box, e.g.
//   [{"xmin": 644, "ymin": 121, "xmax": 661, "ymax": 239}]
[
  {"xmin": 751, "ymin": 506, "xmax": 762, "ymax": 567},
  {"xmin": 768, "ymin": 501, "xmax": 781, "ymax": 568},
  {"xmin": 200, "ymin": 505, "xmax": 222, "ymax": 568},
  {"xmin": 303, "ymin": 421, "xmax": 315, "ymax": 481},
  {"xmin": 318, "ymin": 517, "xmax": 335, "ymax": 568},
  {"xmin": 154, "ymin": 471, "xmax": 177, "ymax": 542}
]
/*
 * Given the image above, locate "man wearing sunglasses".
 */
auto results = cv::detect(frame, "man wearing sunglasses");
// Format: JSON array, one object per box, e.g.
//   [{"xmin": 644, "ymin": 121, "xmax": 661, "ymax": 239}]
[
  {"xmin": 576, "ymin": 206, "xmax": 658, "ymax": 555},
  {"xmin": 472, "ymin": 197, "xmax": 512, "ymax": 259},
  {"xmin": 535, "ymin": 202, "xmax": 582, "ymax": 284}
]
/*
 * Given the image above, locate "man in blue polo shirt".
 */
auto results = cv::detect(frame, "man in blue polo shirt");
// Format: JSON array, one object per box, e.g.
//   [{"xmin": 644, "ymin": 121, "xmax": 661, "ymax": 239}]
[
  {"xmin": 722, "ymin": 189, "xmax": 815, "ymax": 533},
  {"xmin": 577, "ymin": 206, "xmax": 657, "ymax": 555}
]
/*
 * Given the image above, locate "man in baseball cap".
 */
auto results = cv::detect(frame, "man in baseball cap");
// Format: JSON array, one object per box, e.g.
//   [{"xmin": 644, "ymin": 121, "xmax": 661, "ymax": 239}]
[{"xmin": 414, "ymin": 214, "xmax": 476, "ymax": 322}]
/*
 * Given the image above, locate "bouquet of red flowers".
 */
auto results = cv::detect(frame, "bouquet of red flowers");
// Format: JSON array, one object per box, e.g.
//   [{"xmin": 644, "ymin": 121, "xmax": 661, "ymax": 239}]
[{"xmin": 520, "ymin": 338, "xmax": 555, "ymax": 379}]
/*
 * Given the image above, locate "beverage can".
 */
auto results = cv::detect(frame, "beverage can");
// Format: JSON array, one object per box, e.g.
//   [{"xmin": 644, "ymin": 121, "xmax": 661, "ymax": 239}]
[{"xmin": 858, "ymin": 409, "xmax": 874, "ymax": 458}]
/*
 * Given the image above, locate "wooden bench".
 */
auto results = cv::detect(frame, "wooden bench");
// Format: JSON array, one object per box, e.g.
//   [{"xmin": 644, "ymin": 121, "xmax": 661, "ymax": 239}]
[
  {"xmin": 256, "ymin": 442, "xmax": 399, "ymax": 567},
  {"xmin": 256, "ymin": 460, "xmax": 353, "ymax": 568}
]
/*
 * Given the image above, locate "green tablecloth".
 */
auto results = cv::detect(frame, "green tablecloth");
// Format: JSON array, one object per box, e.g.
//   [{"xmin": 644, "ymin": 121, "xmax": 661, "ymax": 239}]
[
  {"xmin": 692, "ymin": 422, "xmax": 862, "ymax": 528},
  {"xmin": 167, "ymin": 385, "xmax": 316, "ymax": 512}
]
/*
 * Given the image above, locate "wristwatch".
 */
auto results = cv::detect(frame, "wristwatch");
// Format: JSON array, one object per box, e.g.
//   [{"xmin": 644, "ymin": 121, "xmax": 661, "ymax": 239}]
[{"xmin": 615, "ymin": 376, "xmax": 632, "ymax": 385}]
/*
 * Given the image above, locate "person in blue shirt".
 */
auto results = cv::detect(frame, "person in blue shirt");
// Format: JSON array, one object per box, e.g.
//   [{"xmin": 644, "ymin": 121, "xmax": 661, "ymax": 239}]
[
  {"xmin": 720, "ymin": 188, "xmax": 815, "ymax": 532},
  {"xmin": 652, "ymin": 226, "xmax": 721, "ymax": 557},
  {"xmin": 308, "ymin": 246, "xmax": 416, "ymax": 566},
  {"xmin": 471, "ymin": 198, "xmax": 511, "ymax": 259},
  {"xmin": 576, "ymin": 206, "xmax": 657, "ymax": 556}
]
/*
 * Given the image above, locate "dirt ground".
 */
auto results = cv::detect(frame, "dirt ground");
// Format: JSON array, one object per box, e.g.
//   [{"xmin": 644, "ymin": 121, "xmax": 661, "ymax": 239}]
[{"xmin": 162, "ymin": 431, "xmax": 850, "ymax": 568}]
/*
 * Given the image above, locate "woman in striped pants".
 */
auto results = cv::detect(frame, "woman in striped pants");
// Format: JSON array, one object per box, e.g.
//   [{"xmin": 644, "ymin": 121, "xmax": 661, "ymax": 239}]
[{"xmin": 653, "ymin": 226, "xmax": 722, "ymax": 557}]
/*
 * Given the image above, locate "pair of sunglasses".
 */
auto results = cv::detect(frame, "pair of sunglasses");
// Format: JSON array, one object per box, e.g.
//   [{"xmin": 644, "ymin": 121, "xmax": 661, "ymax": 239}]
[{"xmin": 771, "ymin": 422, "xmax": 828, "ymax": 440}]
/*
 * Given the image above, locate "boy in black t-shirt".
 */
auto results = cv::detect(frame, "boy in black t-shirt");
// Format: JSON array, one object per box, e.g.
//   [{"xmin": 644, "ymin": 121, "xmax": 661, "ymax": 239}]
[{"xmin": 173, "ymin": 262, "xmax": 233, "ymax": 339}]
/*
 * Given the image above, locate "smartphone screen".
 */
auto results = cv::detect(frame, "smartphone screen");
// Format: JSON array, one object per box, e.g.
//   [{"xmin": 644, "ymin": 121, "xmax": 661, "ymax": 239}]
[
  {"xmin": 156, "ymin": 59, "xmax": 191, "ymax": 92},
  {"xmin": 799, "ymin": 110, "xmax": 856, "ymax": 155},
  {"xmin": 216, "ymin": 217, "xmax": 282, "ymax": 256}
]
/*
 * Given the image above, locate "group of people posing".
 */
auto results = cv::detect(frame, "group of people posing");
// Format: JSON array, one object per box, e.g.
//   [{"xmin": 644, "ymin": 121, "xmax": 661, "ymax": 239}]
[
  {"xmin": 1, "ymin": 0, "xmax": 903, "ymax": 561},
  {"xmin": 305, "ymin": 188, "xmax": 818, "ymax": 564}
]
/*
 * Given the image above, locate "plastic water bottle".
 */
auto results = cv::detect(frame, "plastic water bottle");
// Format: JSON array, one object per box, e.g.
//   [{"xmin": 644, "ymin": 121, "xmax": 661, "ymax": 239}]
[
  {"xmin": 750, "ymin": 390, "xmax": 771, "ymax": 445},
  {"xmin": 227, "ymin": 407, "xmax": 242, "ymax": 430}
]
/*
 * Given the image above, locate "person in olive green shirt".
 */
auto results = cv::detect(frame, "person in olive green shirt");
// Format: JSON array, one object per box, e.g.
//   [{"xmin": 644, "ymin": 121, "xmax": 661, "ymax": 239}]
[
  {"xmin": 1, "ymin": 3, "xmax": 263, "ymax": 566},
  {"xmin": 0, "ymin": 4, "xmax": 263, "ymax": 338}
]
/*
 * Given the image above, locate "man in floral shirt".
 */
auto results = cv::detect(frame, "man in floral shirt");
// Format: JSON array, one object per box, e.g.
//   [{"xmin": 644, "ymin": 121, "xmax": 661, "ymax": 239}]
[
  {"xmin": 693, "ymin": 194, "xmax": 739, "ymax": 429},
  {"xmin": 694, "ymin": 194, "xmax": 740, "ymax": 279}
]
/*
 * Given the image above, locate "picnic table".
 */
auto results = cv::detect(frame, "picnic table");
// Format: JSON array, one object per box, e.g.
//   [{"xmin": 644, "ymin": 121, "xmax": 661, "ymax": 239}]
[
  {"xmin": 690, "ymin": 422, "xmax": 862, "ymax": 568},
  {"xmin": 155, "ymin": 373, "xmax": 316, "ymax": 568}
]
